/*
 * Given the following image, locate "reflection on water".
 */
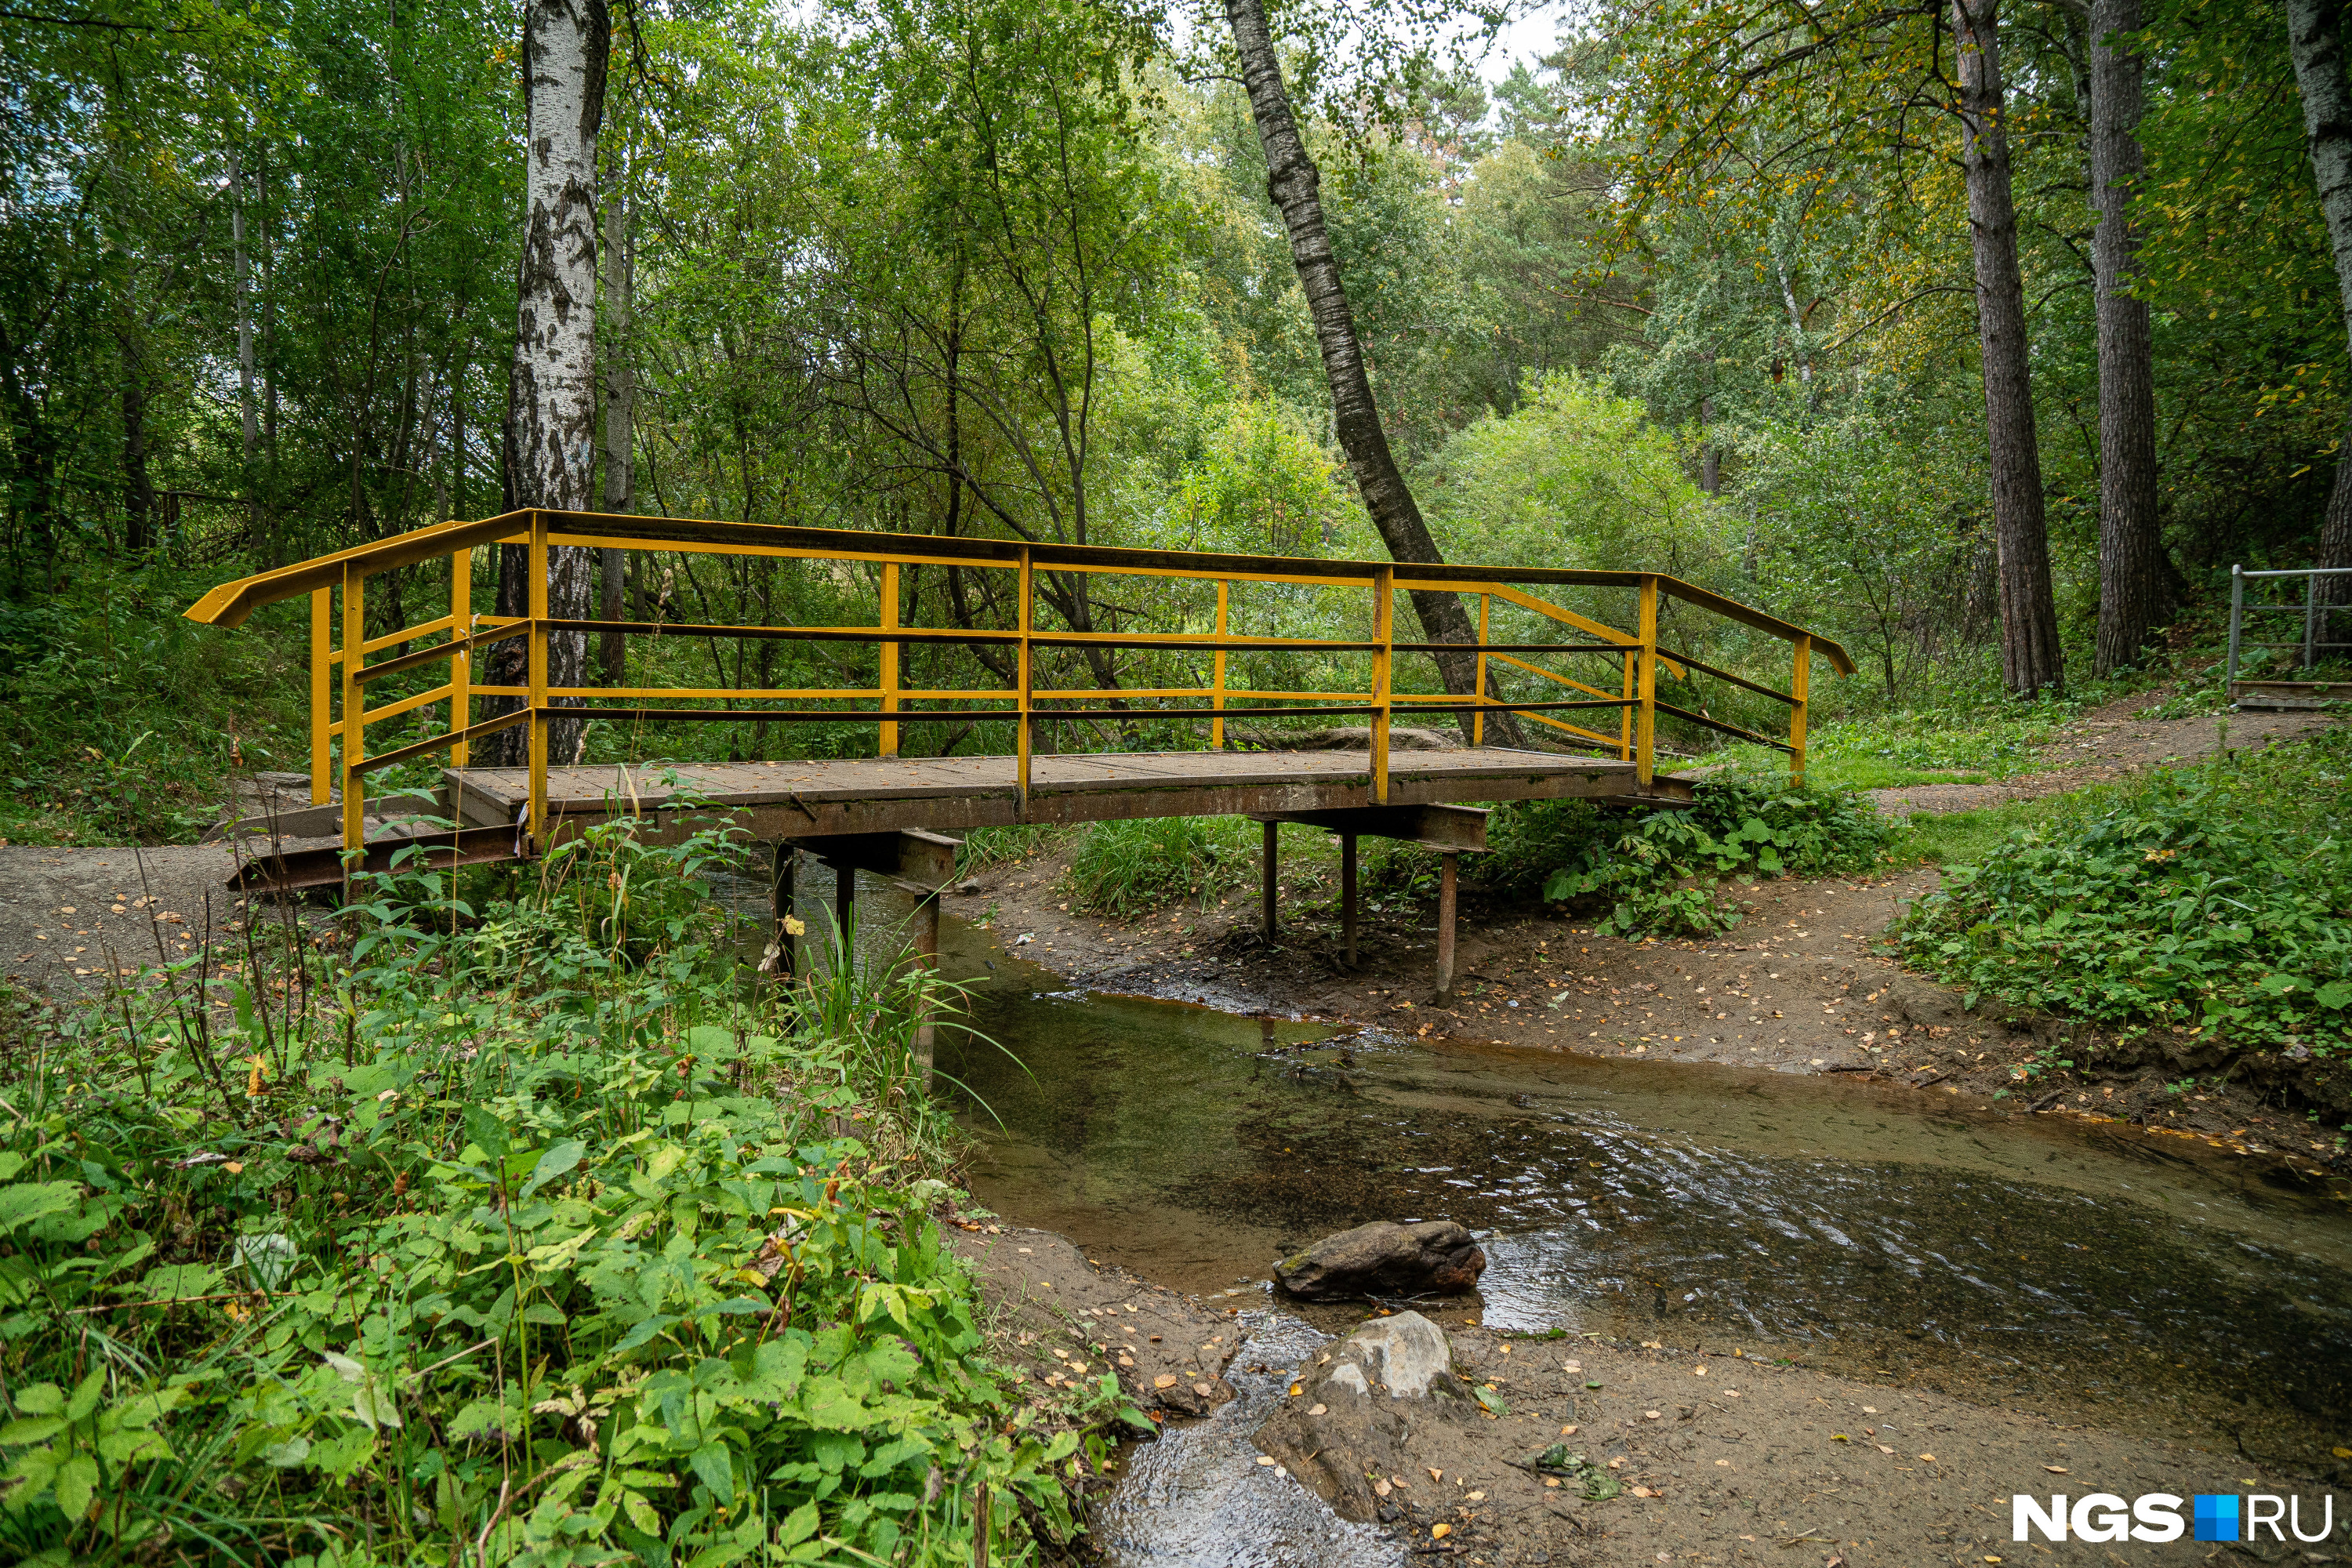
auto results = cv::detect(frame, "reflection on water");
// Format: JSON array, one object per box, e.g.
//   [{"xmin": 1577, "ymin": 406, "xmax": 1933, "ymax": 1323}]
[
  {"xmin": 937, "ymin": 964, "xmax": 2352, "ymax": 1446},
  {"xmin": 1091, "ymin": 1311, "xmax": 1402, "ymax": 1568}
]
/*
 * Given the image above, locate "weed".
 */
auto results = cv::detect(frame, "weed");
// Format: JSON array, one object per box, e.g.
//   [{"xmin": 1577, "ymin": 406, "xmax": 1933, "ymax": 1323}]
[
  {"xmin": 1899, "ymin": 728, "xmax": 2352, "ymax": 1058},
  {"xmin": 0, "ymin": 812, "xmax": 1123, "ymax": 1564},
  {"xmin": 1062, "ymin": 816, "xmax": 1260, "ymax": 916}
]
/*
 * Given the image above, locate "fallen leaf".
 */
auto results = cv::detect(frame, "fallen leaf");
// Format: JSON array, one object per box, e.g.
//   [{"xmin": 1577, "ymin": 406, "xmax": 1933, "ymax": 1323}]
[
  {"xmin": 1430, "ymin": 1524, "xmax": 1450, "ymax": 1540},
  {"xmin": 223, "ymin": 1160, "xmax": 245, "ymax": 1174},
  {"xmin": 1467, "ymin": 1490, "xmax": 1485, "ymax": 1501},
  {"xmin": 1192, "ymin": 1382, "xmax": 1212, "ymax": 1396},
  {"xmin": 1256, "ymin": 1457, "xmax": 1277, "ymax": 1467},
  {"xmin": 1428, "ymin": 1468, "xmax": 1443, "ymax": 1482},
  {"xmin": 1308, "ymin": 1403, "xmax": 1327, "ymax": 1416},
  {"xmin": 1919, "ymin": 1454, "xmax": 1937, "ymax": 1463},
  {"xmin": 1374, "ymin": 1479, "xmax": 1392, "ymax": 1497},
  {"xmin": 1154, "ymin": 1375, "xmax": 1178, "ymax": 1389},
  {"xmin": 1830, "ymin": 1433, "xmax": 1849, "ymax": 1442},
  {"xmin": 2043, "ymin": 1465, "xmax": 2067, "ymax": 1474}
]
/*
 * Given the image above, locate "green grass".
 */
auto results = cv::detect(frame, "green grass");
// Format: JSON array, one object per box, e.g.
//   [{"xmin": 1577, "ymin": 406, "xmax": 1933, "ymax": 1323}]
[{"xmin": 1890, "ymin": 795, "xmax": 2077, "ymax": 867}]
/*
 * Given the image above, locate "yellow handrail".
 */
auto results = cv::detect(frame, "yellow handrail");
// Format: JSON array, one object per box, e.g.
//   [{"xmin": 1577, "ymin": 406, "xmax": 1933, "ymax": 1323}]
[{"xmin": 187, "ymin": 509, "xmax": 1856, "ymax": 857}]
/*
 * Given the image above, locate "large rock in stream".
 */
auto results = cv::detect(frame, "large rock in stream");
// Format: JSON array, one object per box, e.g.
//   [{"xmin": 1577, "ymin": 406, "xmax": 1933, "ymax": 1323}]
[
  {"xmin": 1272, "ymin": 1220, "xmax": 1486, "ymax": 1301},
  {"xmin": 1254, "ymin": 1311, "xmax": 1472, "ymax": 1522}
]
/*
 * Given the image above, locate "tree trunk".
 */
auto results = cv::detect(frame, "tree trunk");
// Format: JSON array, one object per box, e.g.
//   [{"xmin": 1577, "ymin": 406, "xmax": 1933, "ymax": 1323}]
[
  {"xmin": 1955, "ymin": 0, "xmax": 2065, "ymax": 694},
  {"xmin": 1221, "ymin": 0, "xmax": 1516, "ymax": 746},
  {"xmin": 2287, "ymin": 0, "xmax": 2352, "ymax": 604},
  {"xmin": 2090, "ymin": 0, "xmax": 2163, "ymax": 674},
  {"xmin": 481, "ymin": 0, "xmax": 609, "ymax": 767},
  {"xmin": 118, "ymin": 327, "xmax": 155, "ymax": 555},
  {"xmin": 231, "ymin": 146, "xmax": 257, "ymax": 474},
  {"xmin": 597, "ymin": 137, "xmax": 633, "ymax": 685}
]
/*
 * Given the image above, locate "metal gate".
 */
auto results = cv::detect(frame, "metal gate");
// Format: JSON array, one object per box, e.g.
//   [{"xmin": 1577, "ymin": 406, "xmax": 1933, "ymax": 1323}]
[{"xmin": 2226, "ymin": 564, "xmax": 2352, "ymax": 709}]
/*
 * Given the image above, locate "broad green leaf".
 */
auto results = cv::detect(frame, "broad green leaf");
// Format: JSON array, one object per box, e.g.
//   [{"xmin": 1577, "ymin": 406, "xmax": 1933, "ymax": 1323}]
[
  {"xmin": 54, "ymin": 1452, "xmax": 96, "ymax": 1520},
  {"xmin": 689, "ymin": 1440, "xmax": 735, "ymax": 1504}
]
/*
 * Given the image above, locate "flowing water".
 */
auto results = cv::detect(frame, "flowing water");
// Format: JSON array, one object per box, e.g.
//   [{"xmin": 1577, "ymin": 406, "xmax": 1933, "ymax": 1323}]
[{"xmin": 735, "ymin": 862, "xmax": 2352, "ymax": 1564}]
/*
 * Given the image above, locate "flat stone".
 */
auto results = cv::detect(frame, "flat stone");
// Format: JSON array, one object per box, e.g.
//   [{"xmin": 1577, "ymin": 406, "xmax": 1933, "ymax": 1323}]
[{"xmin": 1273, "ymin": 1219, "xmax": 1486, "ymax": 1301}]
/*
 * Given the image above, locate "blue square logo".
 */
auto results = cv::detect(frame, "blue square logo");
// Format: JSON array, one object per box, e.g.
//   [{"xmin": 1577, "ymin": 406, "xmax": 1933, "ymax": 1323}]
[{"xmin": 2194, "ymin": 1494, "xmax": 2240, "ymax": 1542}]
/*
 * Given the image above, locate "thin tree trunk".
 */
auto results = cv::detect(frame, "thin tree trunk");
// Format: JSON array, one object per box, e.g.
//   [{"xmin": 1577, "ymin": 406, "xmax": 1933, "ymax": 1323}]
[
  {"xmin": 2091, "ymin": 0, "xmax": 2163, "ymax": 674},
  {"xmin": 118, "ymin": 327, "xmax": 154, "ymax": 555},
  {"xmin": 481, "ymin": 0, "xmax": 609, "ymax": 767},
  {"xmin": 1221, "ymin": 0, "xmax": 1516, "ymax": 746},
  {"xmin": 231, "ymin": 147, "xmax": 257, "ymax": 474},
  {"xmin": 2287, "ymin": 0, "xmax": 2352, "ymax": 604},
  {"xmin": 597, "ymin": 137, "xmax": 633, "ymax": 685},
  {"xmin": 1955, "ymin": 0, "xmax": 2065, "ymax": 694}
]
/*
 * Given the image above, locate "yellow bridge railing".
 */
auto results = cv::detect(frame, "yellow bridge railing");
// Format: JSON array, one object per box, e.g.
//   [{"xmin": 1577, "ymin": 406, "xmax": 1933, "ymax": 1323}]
[{"xmin": 184, "ymin": 510, "xmax": 1855, "ymax": 853}]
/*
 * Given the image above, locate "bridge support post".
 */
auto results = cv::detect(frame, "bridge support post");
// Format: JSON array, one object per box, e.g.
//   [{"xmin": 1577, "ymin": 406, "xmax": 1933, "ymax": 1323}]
[
  {"xmin": 912, "ymin": 889, "xmax": 940, "ymax": 1091},
  {"xmin": 1436, "ymin": 851, "xmax": 1458, "ymax": 1000},
  {"xmin": 1261, "ymin": 819, "xmax": 1279, "ymax": 940},
  {"xmin": 1340, "ymin": 833, "xmax": 1358, "ymax": 967}
]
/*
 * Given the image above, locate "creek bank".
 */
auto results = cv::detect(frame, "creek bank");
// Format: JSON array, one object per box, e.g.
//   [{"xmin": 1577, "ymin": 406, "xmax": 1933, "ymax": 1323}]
[
  {"xmin": 1247, "ymin": 1319, "xmax": 2321, "ymax": 1567},
  {"xmin": 945, "ymin": 1221, "xmax": 1242, "ymax": 1420}
]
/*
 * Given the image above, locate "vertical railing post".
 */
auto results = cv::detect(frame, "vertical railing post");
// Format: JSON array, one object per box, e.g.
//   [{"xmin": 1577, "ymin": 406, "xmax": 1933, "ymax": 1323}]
[
  {"xmin": 449, "ymin": 547, "xmax": 471, "ymax": 768},
  {"xmin": 1210, "ymin": 579, "xmax": 1229, "ymax": 750},
  {"xmin": 2227, "ymin": 564, "xmax": 2244, "ymax": 698},
  {"xmin": 1370, "ymin": 566, "xmax": 1393, "ymax": 804},
  {"xmin": 1015, "ymin": 548, "xmax": 1033, "ymax": 811},
  {"xmin": 1635, "ymin": 575, "xmax": 1658, "ymax": 787},
  {"xmin": 528, "ymin": 512, "xmax": 550, "ymax": 848},
  {"xmin": 1619, "ymin": 648, "xmax": 1634, "ymax": 762},
  {"xmin": 310, "ymin": 586, "xmax": 333, "ymax": 805},
  {"xmin": 2305, "ymin": 568, "xmax": 2321, "ymax": 670},
  {"xmin": 1473, "ymin": 591, "xmax": 1490, "ymax": 749},
  {"xmin": 1789, "ymin": 633, "xmax": 1812, "ymax": 788},
  {"xmin": 339, "ymin": 563, "xmax": 366, "ymax": 858},
  {"xmin": 880, "ymin": 559, "xmax": 902, "ymax": 757}
]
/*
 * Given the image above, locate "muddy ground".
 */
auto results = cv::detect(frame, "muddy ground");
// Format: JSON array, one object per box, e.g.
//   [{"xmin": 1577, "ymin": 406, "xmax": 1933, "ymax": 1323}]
[{"xmin": 1265, "ymin": 1316, "xmax": 2325, "ymax": 1568}]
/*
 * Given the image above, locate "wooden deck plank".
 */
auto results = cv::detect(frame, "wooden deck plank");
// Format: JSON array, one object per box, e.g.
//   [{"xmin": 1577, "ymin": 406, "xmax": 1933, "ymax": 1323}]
[{"xmin": 437, "ymin": 748, "xmax": 1687, "ymax": 845}]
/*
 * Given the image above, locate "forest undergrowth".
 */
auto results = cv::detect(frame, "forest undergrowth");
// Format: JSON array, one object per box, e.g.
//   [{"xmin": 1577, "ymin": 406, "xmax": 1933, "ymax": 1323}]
[{"xmin": 0, "ymin": 811, "xmax": 1132, "ymax": 1566}]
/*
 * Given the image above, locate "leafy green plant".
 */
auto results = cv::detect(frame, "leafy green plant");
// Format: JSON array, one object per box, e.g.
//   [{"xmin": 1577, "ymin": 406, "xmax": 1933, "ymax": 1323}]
[
  {"xmin": 0, "ymin": 814, "xmax": 1118, "ymax": 1565},
  {"xmin": 1491, "ymin": 775, "xmax": 1893, "ymax": 937},
  {"xmin": 1899, "ymin": 729, "xmax": 2352, "ymax": 1057}
]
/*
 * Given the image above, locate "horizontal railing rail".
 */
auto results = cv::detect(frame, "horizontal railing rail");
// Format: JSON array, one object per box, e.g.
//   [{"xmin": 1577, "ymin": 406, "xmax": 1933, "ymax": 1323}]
[{"xmin": 187, "ymin": 509, "xmax": 1856, "ymax": 859}]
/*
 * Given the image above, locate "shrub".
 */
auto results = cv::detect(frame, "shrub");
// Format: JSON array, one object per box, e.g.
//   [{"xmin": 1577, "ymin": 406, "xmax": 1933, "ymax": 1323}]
[
  {"xmin": 0, "ymin": 815, "xmax": 1123, "ymax": 1565},
  {"xmin": 1898, "ymin": 729, "xmax": 2352, "ymax": 1057},
  {"xmin": 1487, "ymin": 775, "xmax": 1893, "ymax": 938}
]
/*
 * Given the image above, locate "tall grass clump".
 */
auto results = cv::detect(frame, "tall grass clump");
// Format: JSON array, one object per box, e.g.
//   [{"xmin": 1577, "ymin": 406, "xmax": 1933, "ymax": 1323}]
[
  {"xmin": 0, "ymin": 811, "xmax": 1127, "ymax": 1565},
  {"xmin": 1062, "ymin": 815, "xmax": 1258, "ymax": 916},
  {"xmin": 1899, "ymin": 727, "xmax": 2352, "ymax": 1056}
]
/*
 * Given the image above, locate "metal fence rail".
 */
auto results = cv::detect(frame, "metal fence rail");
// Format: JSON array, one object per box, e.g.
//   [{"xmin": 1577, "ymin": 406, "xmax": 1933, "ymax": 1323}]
[
  {"xmin": 2227, "ymin": 564, "xmax": 2352, "ymax": 710},
  {"xmin": 185, "ymin": 510, "xmax": 1856, "ymax": 856}
]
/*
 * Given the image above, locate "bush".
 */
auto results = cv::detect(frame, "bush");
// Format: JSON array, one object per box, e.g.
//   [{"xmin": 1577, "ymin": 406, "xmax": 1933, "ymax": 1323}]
[
  {"xmin": 1897, "ymin": 729, "xmax": 2352, "ymax": 1057},
  {"xmin": 0, "ymin": 817, "xmax": 1120, "ymax": 1565},
  {"xmin": 1486, "ymin": 775, "xmax": 1893, "ymax": 938}
]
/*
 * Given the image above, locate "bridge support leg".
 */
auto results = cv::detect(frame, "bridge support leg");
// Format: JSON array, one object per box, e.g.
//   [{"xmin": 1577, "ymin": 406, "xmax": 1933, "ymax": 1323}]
[
  {"xmin": 764, "ymin": 844, "xmax": 798, "ymax": 981},
  {"xmin": 912, "ymin": 890, "xmax": 940, "ymax": 1091},
  {"xmin": 1261, "ymin": 818, "xmax": 1279, "ymax": 940},
  {"xmin": 1341, "ymin": 833, "xmax": 1358, "ymax": 967},
  {"xmin": 1436, "ymin": 851, "xmax": 1458, "ymax": 1000}
]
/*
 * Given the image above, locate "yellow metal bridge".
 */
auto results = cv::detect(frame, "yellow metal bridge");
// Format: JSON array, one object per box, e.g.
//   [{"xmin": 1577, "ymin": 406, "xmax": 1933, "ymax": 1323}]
[{"xmin": 185, "ymin": 510, "xmax": 1852, "ymax": 994}]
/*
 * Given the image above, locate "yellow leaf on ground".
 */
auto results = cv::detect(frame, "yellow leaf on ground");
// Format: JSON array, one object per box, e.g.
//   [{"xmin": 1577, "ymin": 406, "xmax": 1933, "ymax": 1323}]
[
  {"xmin": 1154, "ymin": 1375, "xmax": 1178, "ymax": 1389},
  {"xmin": 1430, "ymin": 1524, "xmax": 1450, "ymax": 1540}
]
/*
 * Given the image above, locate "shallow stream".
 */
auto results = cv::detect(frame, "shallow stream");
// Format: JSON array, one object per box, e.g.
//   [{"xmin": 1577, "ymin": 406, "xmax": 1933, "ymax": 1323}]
[{"xmin": 753, "ymin": 864, "xmax": 2352, "ymax": 1563}]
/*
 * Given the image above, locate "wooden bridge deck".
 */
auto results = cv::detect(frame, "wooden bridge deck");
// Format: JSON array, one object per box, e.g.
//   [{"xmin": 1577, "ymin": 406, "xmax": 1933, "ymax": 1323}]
[{"xmin": 441, "ymin": 746, "xmax": 1689, "ymax": 840}]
